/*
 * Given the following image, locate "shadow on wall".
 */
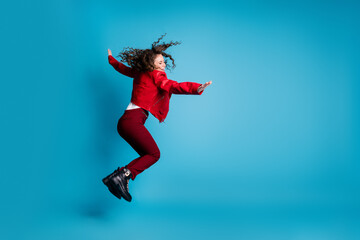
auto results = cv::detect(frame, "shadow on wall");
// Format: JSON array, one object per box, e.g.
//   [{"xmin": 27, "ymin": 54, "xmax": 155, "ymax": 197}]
[{"xmin": 78, "ymin": 68, "xmax": 129, "ymax": 218}]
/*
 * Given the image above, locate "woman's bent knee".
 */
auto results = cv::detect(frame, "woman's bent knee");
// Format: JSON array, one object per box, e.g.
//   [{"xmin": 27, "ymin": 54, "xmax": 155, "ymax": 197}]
[{"xmin": 152, "ymin": 149, "xmax": 160, "ymax": 160}]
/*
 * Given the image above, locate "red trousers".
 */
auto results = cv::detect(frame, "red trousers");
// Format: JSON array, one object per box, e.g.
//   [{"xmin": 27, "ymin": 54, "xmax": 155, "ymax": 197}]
[{"xmin": 117, "ymin": 108, "xmax": 160, "ymax": 180}]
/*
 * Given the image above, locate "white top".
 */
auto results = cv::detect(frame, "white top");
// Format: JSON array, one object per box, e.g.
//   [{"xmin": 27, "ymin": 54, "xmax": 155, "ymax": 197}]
[{"xmin": 126, "ymin": 102, "xmax": 141, "ymax": 110}]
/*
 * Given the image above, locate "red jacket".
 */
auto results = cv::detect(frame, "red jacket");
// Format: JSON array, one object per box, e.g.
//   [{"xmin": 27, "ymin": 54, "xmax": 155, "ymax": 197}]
[{"xmin": 108, "ymin": 55, "xmax": 203, "ymax": 123}]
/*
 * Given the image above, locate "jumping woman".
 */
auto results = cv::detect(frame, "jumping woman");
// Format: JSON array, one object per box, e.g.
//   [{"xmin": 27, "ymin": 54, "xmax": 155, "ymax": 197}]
[{"xmin": 102, "ymin": 34, "xmax": 212, "ymax": 202}]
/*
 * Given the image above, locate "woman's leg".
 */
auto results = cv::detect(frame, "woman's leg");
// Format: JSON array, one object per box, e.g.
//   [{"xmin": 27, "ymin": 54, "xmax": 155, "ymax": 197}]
[{"xmin": 117, "ymin": 108, "xmax": 160, "ymax": 180}]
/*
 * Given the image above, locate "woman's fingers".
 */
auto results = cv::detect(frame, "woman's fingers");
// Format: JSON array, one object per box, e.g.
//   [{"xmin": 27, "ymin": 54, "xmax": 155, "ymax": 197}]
[
  {"xmin": 204, "ymin": 81, "xmax": 212, "ymax": 87},
  {"xmin": 198, "ymin": 81, "xmax": 212, "ymax": 93},
  {"xmin": 108, "ymin": 49, "xmax": 112, "ymax": 56}
]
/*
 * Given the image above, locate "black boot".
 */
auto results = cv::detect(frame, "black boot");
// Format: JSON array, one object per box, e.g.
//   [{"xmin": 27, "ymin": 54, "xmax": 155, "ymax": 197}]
[
  {"xmin": 102, "ymin": 168, "xmax": 122, "ymax": 200},
  {"xmin": 111, "ymin": 168, "xmax": 133, "ymax": 202}
]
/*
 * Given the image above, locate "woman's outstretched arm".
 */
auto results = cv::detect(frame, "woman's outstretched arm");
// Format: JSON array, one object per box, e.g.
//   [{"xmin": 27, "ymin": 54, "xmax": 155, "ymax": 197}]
[
  {"xmin": 153, "ymin": 71, "xmax": 212, "ymax": 95},
  {"xmin": 108, "ymin": 49, "xmax": 138, "ymax": 78}
]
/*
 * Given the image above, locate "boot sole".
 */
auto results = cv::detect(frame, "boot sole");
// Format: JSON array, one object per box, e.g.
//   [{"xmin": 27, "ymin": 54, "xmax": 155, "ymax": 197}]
[
  {"xmin": 103, "ymin": 176, "xmax": 122, "ymax": 199},
  {"xmin": 112, "ymin": 175, "xmax": 132, "ymax": 202}
]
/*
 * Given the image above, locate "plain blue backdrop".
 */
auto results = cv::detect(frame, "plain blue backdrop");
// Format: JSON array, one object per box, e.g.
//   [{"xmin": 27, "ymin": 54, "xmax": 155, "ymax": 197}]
[{"xmin": 1, "ymin": 0, "xmax": 359, "ymax": 239}]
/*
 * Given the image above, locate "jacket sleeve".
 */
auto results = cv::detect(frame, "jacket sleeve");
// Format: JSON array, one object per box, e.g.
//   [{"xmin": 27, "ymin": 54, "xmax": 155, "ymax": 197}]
[
  {"xmin": 154, "ymin": 71, "xmax": 204, "ymax": 95},
  {"xmin": 108, "ymin": 55, "xmax": 138, "ymax": 78}
]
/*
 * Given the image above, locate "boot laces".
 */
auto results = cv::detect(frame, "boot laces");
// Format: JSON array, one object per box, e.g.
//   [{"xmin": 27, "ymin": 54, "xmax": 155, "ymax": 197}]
[
  {"xmin": 123, "ymin": 168, "xmax": 131, "ymax": 192},
  {"xmin": 126, "ymin": 178, "xmax": 129, "ymax": 192}
]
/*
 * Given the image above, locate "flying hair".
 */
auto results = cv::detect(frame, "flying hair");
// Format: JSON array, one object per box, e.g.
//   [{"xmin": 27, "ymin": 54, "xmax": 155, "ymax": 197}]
[{"xmin": 117, "ymin": 33, "xmax": 181, "ymax": 73}]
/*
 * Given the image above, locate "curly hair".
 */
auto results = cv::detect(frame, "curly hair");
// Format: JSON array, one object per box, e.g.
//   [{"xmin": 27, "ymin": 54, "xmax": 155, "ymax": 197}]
[{"xmin": 117, "ymin": 33, "xmax": 181, "ymax": 73}]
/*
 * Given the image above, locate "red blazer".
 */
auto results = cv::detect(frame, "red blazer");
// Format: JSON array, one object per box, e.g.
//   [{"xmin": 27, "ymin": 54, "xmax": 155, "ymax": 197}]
[{"xmin": 108, "ymin": 55, "xmax": 203, "ymax": 123}]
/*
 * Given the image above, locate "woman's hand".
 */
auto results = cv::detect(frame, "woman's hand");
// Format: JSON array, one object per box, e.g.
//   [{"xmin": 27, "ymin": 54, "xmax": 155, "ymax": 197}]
[
  {"xmin": 197, "ymin": 81, "xmax": 212, "ymax": 93},
  {"xmin": 108, "ymin": 49, "xmax": 112, "ymax": 56}
]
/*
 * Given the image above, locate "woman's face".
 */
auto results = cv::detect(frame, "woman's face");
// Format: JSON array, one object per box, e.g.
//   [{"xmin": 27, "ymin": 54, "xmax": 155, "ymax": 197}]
[{"xmin": 154, "ymin": 54, "xmax": 166, "ymax": 72}]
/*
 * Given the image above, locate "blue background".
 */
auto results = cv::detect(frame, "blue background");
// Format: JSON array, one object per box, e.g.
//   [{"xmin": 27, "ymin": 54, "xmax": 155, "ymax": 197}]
[{"xmin": 1, "ymin": 0, "xmax": 359, "ymax": 239}]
